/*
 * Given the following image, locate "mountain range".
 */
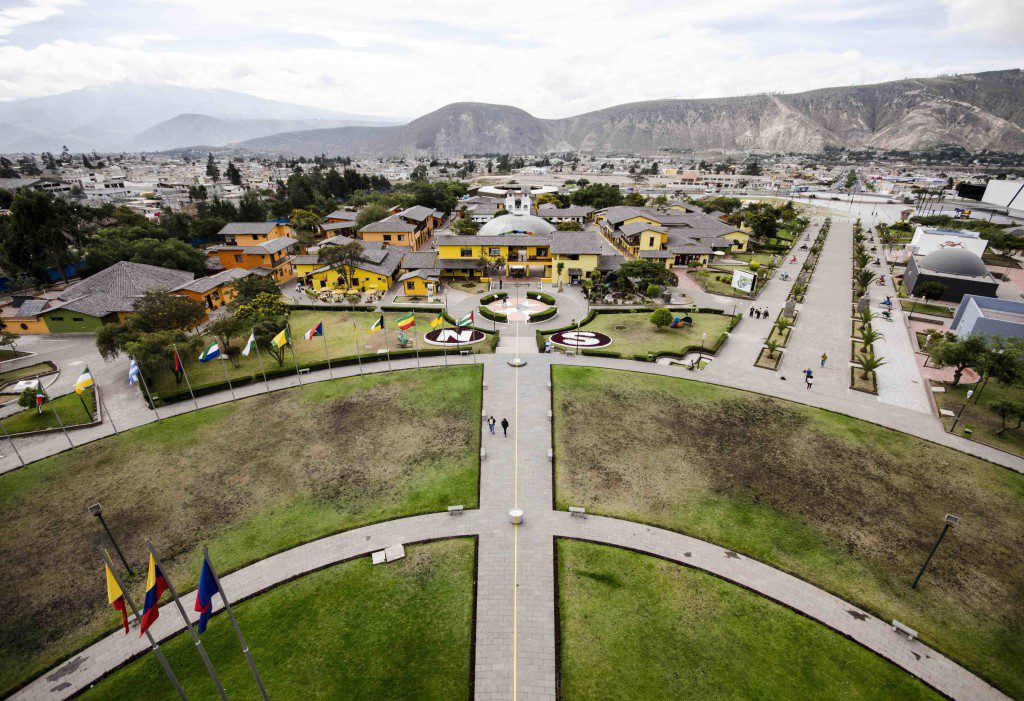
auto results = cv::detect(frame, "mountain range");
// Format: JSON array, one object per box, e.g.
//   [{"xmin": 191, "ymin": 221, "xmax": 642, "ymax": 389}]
[
  {"xmin": 235, "ymin": 69, "xmax": 1024, "ymax": 156},
  {"xmin": 0, "ymin": 82, "xmax": 396, "ymax": 153}
]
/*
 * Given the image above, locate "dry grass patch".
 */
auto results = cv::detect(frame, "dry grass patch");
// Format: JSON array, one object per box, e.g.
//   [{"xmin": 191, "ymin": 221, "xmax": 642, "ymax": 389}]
[
  {"xmin": 552, "ymin": 366, "xmax": 1024, "ymax": 697},
  {"xmin": 0, "ymin": 366, "xmax": 481, "ymax": 696},
  {"xmin": 850, "ymin": 368, "xmax": 878, "ymax": 394},
  {"xmin": 754, "ymin": 347, "xmax": 782, "ymax": 370}
]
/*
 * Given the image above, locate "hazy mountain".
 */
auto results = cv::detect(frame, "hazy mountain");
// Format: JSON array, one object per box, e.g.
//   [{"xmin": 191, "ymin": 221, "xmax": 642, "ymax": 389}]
[
  {"xmin": 0, "ymin": 81, "xmax": 395, "ymax": 152},
  {"xmin": 126, "ymin": 113, "xmax": 379, "ymax": 151},
  {"xmin": 237, "ymin": 69, "xmax": 1024, "ymax": 156}
]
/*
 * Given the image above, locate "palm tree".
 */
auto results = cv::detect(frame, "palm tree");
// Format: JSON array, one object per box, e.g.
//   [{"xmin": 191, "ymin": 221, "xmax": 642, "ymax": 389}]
[
  {"xmin": 855, "ymin": 268, "xmax": 877, "ymax": 293},
  {"xmin": 854, "ymin": 352, "xmax": 886, "ymax": 379},
  {"xmin": 857, "ymin": 309, "xmax": 876, "ymax": 331},
  {"xmin": 774, "ymin": 318, "xmax": 792, "ymax": 342},
  {"xmin": 853, "ymin": 251, "xmax": 870, "ymax": 270},
  {"xmin": 859, "ymin": 327, "xmax": 885, "ymax": 348},
  {"xmin": 764, "ymin": 340, "xmax": 780, "ymax": 360}
]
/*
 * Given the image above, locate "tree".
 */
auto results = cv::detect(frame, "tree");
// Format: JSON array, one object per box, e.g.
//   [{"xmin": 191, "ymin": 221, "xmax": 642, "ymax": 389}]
[
  {"xmin": 235, "ymin": 292, "xmax": 289, "ymax": 326},
  {"xmin": 570, "ymin": 183, "xmax": 622, "ymax": 209},
  {"xmin": 854, "ymin": 352, "xmax": 886, "ymax": 379},
  {"xmin": 206, "ymin": 313, "xmax": 247, "ymax": 366},
  {"xmin": 230, "ymin": 274, "xmax": 281, "ymax": 306},
  {"xmin": 318, "ymin": 241, "xmax": 365, "ymax": 290},
  {"xmin": 989, "ymin": 399, "xmax": 1021, "ymax": 435},
  {"xmin": 225, "ymin": 161, "xmax": 242, "ymax": 186},
  {"xmin": 646, "ymin": 284, "xmax": 661, "ymax": 298},
  {"xmin": 650, "ymin": 307, "xmax": 673, "ymax": 331},
  {"xmin": 743, "ymin": 160, "xmax": 762, "ymax": 175},
  {"xmin": 555, "ymin": 220, "xmax": 583, "ymax": 231},
  {"xmin": 915, "ymin": 281, "xmax": 947, "ymax": 304},
  {"xmin": 859, "ymin": 327, "xmax": 885, "ymax": 347},
  {"xmin": 410, "ymin": 164, "xmax": 428, "ymax": 182},
  {"xmin": 18, "ymin": 385, "xmax": 44, "ymax": 411},
  {"xmin": 206, "ymin": 153, "xmax": 220, "ymax": 181},
  {"xmin": 289, "ymin": 208, "xmax": 321, "ymax": 248},
  {"xmin": 0, "ymin": 189, "xmax": 85, "ymax": 281},
  {"xmin": 930, "ymin": 335, "xmax": 988, "ymax": 386},
  {"xmin": 764, "ymin": 340, "xmax": 779, "ymax": 359},
  {"xmin": 623, "ymin": 192, "xmax": 647, "ymax": 207},
  {"xmin": 356, "ymin": 204, "xmax": 389, "ymax": 231},
  {"xmin": 450, "ymin": 218, "xmax": 480, "ymax": 235},
  {"xmin": 535, "ymin": 193, "xmax": 562, "ymax": 208},
  {"xmin": 252, "ymin": 319, "xmax": 287, "ymax": 367},
  {"xmin": 237, "ymin": 191, "xmax": 268, "ymax": 221},
  {"xmin": 745, "ymin": 209, "xmax": 779, "ymax": 242},
  {"xmin": 615, "ymin": 260, "xmax": 676, "ymax": 291},
  {"xmin": 855, "ymin": 268, "xmax": 877, "ymax": 293}
]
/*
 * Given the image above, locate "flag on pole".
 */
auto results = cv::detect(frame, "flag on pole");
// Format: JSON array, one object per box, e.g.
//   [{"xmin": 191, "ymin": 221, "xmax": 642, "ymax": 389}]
[
  {"xmin": 35, "ymin": 391, "xmax": 44, "ymax": 412},
  {"xmin": 198, "ymin": 341, "xmax": 221, "ymax": 363},
  {"xmin": 397, "ymin": 312, "xmax": 415, "ymax": 330},
  {"xmin": 304, "ymin": 322, "xmax": 323, "ymax": 340},
  {"xmin": 194, "ymin": 555, "xmax": 219, "ymax": 635},
  {"xmin": 368, "ymin": 315, "xmax": 384, "ymax": 333},
  {"xmin": 105, "ymin": 555, "xmax": 129, "ymax": 634},
  {"xmin": 128, "ymin": 358, "xmax": 140, "ymax": 385},
  {"xmin": 172, "ymin": 348, "xmax": 184, "ymax": 376},
  {"xmin": 242, "ymin": 333, "xmax": 256, "ymax": 357},
  {"xmin": 139, "ymin": 554, "xmax": 168, "ymax": 637},
  {"xmin": 457, "ymin": 311, "xmax": 474, "ymax": 328},
  {"xmin": 270, "ymin": 327, "xmax": 290, "ymax": 350},
  {"xmin": 74, "ymin": 367, "xmax": 94, "ymax": 394},
  {"xmin": 430, "ymin": 310, "xmax": 444, "ymax": 329}
]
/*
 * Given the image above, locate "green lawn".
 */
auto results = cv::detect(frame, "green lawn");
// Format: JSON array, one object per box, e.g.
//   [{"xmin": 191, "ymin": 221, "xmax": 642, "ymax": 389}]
[
  {"xmin": 0, "ymin": 388, "xmax": 95, "ymax": 434},
  {"xmin": 0, "ymin": 367, "xmax": 481, "ymax": 696},
  {"xmin": 0, "ymin": 348, "xmax": 29, "ymax": 361},
  {"xmin": 689, "ymin": 269, "xmax": 766, "ymax": 297},
  {"xmin": 149, "ymin": 309, "xmax": 490, "ymax": 397},
  {"xmin": 937, "ymin": 380, "xmax": 1024, "ymax": 457},
  {"xmin": 82, "ymin": 539, "xmax": 475, "ymax": 700},
  {"xmin": 0, "ymin": 361, "xmax": 57, "ymax": 385},
  {"xmin": 558, "ymin": 540, "xmax": 939, "ymax": 700},
  {"xmin": 900, "ymin": 299, "xmax": 956, "ymax": 319},
  {"xmin": 729, "ymin": 252, "xmax": 777, "ymax": 266},
  {"xmin": 548, "ymin": 311, "xmax": 733, "ymax": 359},
  {"xmin": 552, "ymin": 366, "xmax": 1024, "ymax": 697}
]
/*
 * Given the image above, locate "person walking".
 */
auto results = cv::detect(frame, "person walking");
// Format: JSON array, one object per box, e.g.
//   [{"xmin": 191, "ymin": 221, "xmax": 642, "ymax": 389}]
[
  {"xmin": 748, "ymin": 307, "xmax": 754, "ymax": 318},
  {"xmin": 820, "ymin": 353, "xmax": 828, "ymax": 367},
  {"xmin": 754, "ymin": 309, "xmax": 761, "ymax": 319},
  {"xmin": 487, "ymin": 416, "xmax": 496, "ymax": 435},
  {"xmin": 500, "ymin": 418, "xmax": 509, "ymax": 437},
  {"xmin": 806, "ymin": 372, "xmax": 814, "ymax": 390},
  {"xmin": 763, "ymin": 308, "xmax": 770, "ymax": 319}
]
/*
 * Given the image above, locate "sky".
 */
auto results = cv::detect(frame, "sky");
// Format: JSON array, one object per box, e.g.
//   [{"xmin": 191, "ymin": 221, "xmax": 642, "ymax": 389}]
[{"xmin": 0, "ymin": 0, "xmax": 1022, "ymax": 120}]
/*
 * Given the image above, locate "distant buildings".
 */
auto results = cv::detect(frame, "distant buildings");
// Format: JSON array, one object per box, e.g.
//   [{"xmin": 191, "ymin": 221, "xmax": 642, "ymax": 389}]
[
  {"xmin": 205, "ymin": 221, "xmax": 298, "ymax": 284},
  {"xmin": 357, "ymin": 205, "xmax": 441, "ymax": 249}
]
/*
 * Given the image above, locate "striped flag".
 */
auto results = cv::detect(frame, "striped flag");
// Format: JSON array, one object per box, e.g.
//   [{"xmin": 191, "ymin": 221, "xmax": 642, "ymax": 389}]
[
  {"xmin": 457, "ymin": 311, "xmax": 474, "ymax": 328},
  {"xmin": 304, "ymin": 322, "xmax": 323, "ymax": 340},
  {"xmin": 74, "ymin": 366, "xmax": 94, "ymax": 394},
  {"xmin": 242, "ymin": 333, "xmax": 256, "ymax": 357},
  {"xmin": 139, "ymin": 554, "xmax": 167, "ymax": 637},
  {"xmin": 397, "ymin": 312, "xmax": 415, "ymax": 330},
  {"xmin": 368, "ymin": 315, "xmax": 384, "ymax": 333},
  {"xmin": 172, "ymin": 348, "xmax": 183, "ymax": 376},
  {"xmin": 104, "ymin": 553, "xmax": 129, "ymax": 634},
  {"xmin": 270, "ymin": 327, "xmax": 290, "ymax": 350},
  {"xmin": 430, "ymin": 310, "xmax": 444, "ymax": 329},
  {"xmin": 128, "ymin": 358, "xmax": 140, "ymax": 385},
  {"xmin": 198, "ymin": 340, "xmax": 221, "ymax": 362}
]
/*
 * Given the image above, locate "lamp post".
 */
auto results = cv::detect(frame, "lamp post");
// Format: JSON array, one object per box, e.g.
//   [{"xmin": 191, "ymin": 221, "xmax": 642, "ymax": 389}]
[
  {"xmin": 911, "ymin": 514, "xmax": 959, "ymax": 589},
  {"xmin": 950, "ymin": 389, "xmax": 974, "ymax": 432},
  {"xmin": 698, "ymin": 332, "xmax": 707, "ymax": 365},
  {"xmin": 88, "ymin": 502, "xmax": 134, "ymax": 577}
]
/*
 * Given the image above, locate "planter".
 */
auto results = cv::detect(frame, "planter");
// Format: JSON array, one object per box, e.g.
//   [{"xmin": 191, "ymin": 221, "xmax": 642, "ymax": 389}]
[
  {"xmin": 767, "ymin": 325, "xmax": 791, "ymax": 348},
  {"xmin": 754, "ymin": 347, "xmax": 783, "ymax": 370},
  {"xmin": 850, "ymin": 367, "xmax": 878, "ymax": 394},
  {"xmin": 851, "ymin": 340, "xmax": 873, "ymax": 357}
]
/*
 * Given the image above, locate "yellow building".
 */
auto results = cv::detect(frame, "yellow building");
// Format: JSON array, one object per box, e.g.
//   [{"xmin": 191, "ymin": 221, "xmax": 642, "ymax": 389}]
[
  {"xmin": 435, "ymin": 234, "xmax": 552, "ymax": 279},
  {"xmin": 302, "ymin": 242, "xmax": 405, "ymax": 293},
  {"xmin": 549, "ymin": 233, "xmax": 624, "ymax": 285},
  {"xmin": 215, "ymin": 221, "xmax": 294, "ymax": 246},
  {"xmin": 357, "ymin": 205, "xmax": 440, "ymax": 250}
]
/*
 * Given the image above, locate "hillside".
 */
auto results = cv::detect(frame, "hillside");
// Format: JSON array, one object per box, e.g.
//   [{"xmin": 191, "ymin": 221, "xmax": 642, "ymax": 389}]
[{"xmin": 236, "ymin": 69, "xmax": 1024, "ymax": 156}]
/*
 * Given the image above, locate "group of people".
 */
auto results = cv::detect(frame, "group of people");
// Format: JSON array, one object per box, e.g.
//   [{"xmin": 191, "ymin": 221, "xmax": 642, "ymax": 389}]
[
  {"xmin": 800, "ymin": 354, "xmax": 829, "ymax": 389},
  {"xmin": 748, "ymin": 307, "xmax": 772, "ymax": 319},
  {"xmin": 486, "ymin": 416, "xmax": 510, "ymax": 437}
]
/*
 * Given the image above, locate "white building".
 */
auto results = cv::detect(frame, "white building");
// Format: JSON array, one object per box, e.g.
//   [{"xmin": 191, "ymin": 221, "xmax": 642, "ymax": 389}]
[
  {"xmin": 982, "ymin": 180, "xmax": 1024, "ymax": 218},
  {"xmin": 909, "ymin": 227, "xmax": 989, "ymax": 257}
]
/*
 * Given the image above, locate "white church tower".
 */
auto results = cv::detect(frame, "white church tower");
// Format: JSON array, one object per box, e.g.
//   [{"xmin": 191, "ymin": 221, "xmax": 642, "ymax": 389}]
[{"xmin": 504, "ymin": 187, "xmax": 532, "ymax": 216}]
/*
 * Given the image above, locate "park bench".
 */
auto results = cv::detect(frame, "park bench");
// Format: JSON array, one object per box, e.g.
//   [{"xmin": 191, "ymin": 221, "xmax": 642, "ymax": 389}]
[
  {"xmin": 298, "ymin": 368, "xmax": 310, "ymax": 375},
  {"xmin": 448, "ymin": 505, "xmax": 464, "ymax": 516},
  {"xmin": 891, "ymin": 620, "xmax": 918, "ymax": 641},
  {"xmin": 569, "ymin": 506, "xmax": 587, "ymax": 518}
]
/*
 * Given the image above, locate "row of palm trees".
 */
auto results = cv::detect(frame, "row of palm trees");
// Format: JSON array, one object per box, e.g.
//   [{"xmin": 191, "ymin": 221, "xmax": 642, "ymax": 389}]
[{"xmin": 851, "ymin": 218, "xmax": 887, "ymax": 385}]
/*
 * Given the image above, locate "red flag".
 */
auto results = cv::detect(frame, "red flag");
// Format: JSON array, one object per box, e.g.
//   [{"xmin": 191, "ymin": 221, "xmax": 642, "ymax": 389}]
[{"xmin": 172, "ymin": 349, "xmax": 183, "ymax": 375}]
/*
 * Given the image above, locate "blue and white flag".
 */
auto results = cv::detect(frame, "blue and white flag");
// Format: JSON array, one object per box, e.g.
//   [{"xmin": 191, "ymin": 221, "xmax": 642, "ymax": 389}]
[
  {"xmin": 199, "ymin": 341, "xmax": 221, "ymax": 362},
  {"xmin": 128, "ymin": 358, "xmax": 140, "ymax": 385}
]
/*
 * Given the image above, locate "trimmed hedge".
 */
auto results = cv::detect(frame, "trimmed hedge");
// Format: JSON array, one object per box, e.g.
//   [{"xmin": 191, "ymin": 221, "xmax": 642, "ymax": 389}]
[
  {"xmin": 527, "ymin": 307, "xmax": 557, "ymax": 323},
  {"xmin": 526, "ymin": 291, "xmax": 556, "ymax": 305},
  {"xmin": 289, "ymin": 303, "xmax": 376, "ymax": 312},
  {"xmin": 478, "ymin": 306, "xmax": 508, "ymax": 322},
  {"xmin": 480, "ymin": 291, "xmax": 508, "ymax": 305},
  {"xmin": 381, "ymin": 304, "xmax": 443, "ymax": 312}
]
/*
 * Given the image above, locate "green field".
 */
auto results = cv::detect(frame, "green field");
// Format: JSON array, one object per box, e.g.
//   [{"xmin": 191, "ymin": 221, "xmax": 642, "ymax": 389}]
[
  {"xmin": 0, "ymin": 361, "xmax": 57, "ymax": 385},
  {"xmin": 558, "ymin": 540, "xmax": 939, "ymax": 699},
  {"xmin": 82, "ymin": 539, "xmax": 475, "ymax": 700},
  {"xmin": 547, "ymin": 311, "xmax": 733, "ymax": 359},
  {"xmin": 0, "ymin": 367, "xmax": 481, "ymax": 696},
  {"xmin": 689, "ymin": 269, "xmax": 766, "ymax": 297},
  {"xmin": 0, "ymin": 348, "xmax": 29, "ymax": 361},
  {"xmin": 552, "ymin": 366, "xmax": 1024, "ymax": 697},
  {"xmin": 937, "ymin": 380, "xmax": 1024, "ymax": 457},
  {"xmin": 149, "ymin": 308, "xmax": 490, "ymax": 397},
  {"xmin": 900, "ymin": 299, "xmax": 956, "ymax": 319},
  {"xmin": 0, "ymin": 388, "xmax": 95, "ymax": 434}
]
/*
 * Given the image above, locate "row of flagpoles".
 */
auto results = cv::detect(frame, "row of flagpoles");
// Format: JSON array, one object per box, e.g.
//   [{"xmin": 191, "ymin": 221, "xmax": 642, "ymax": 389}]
[{"xmin": 101, "ymin": 541, "xmax": 268, "ymax": 700}]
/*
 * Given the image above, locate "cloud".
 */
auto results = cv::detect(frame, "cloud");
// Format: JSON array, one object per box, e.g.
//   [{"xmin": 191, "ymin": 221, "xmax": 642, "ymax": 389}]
[
  {"xmin": 940, "ymin": 0, "xmax": 1024, "ymax": 46},
  {"xmin": 0, "ymin": 0, "xmax": 77, "ymax": 38},
  {"xmin": 105, "ymin": 33, "xmax": 178, "ymax": 49}
]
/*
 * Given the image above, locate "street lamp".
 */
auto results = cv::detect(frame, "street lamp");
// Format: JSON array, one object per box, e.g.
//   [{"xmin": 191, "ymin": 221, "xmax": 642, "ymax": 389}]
[
  {"xmin": 698, "ymin": 332, "xmax": 707, "ymax": 365},
  {"xmin": 911, "ymin": 514, "xmax": 959, "ymax": 589},
  {"xmin": 88, "ymin": 502, "xmax": 134, "ymax": 577},
  {"xmin": 950, "ymin": 389, "xmax": 974, "ymax": 432}
]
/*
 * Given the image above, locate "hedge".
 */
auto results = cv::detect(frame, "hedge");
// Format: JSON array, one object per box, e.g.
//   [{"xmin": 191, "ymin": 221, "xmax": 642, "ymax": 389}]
[
  {"xmin": 478, "ymin": 306, "xmax": 507, "ymax": 322},
  {"xmin": 288, "ymin": 303, "xmax": 376, "ymax": 312},
  {"xmin": 480, "ymin": 291, "xmax": 508, "ymax": 305},
  {"xmin": 381, "ymin": 303, "xmax": 443, "ymax": 312},
  {"xmin": 527, "ymin": 306, "xmax": 557, "ymax": 323},
  {"xmin": 526, "ymin": 291, "xmax": 556, "ymax": 305}
]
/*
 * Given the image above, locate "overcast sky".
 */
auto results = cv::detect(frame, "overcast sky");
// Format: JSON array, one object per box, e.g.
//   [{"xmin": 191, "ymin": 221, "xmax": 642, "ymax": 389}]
[{"xmin": 0, "ymin": 0, "xmax": 1022, "ymax": 119}]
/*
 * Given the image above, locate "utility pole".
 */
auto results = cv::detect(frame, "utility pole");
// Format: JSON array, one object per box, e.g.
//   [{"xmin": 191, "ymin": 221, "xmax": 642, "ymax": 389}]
[{"xmin": 911, "ymin": 514, "xmax": 959, "ymax": 589}]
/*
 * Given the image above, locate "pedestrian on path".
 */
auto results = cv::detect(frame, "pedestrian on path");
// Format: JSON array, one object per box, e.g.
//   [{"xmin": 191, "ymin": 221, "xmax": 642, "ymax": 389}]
[
  {"xmin": 748, "ymin": 307, "xmax": 754, "ymax": 318},
  {"xmin": 764, "ymin": 308, "xmax": 770, "ymax": 319},
  {"xmin": 820, "ymin": 353, "xmax": 828, "ymax": 367},
  {"xmin": 755, "ymin": 309, "xmax": 762, "ymax": 319},
  {"xmin": 806, "ymin": 372, "xmax": 814, "ymax": 390},
  {"xmin": 487, "ymin": 416, "xmax": 496, "ymax": 434},
  {"xmin": 500, "ymin": 418, "xmax": 509, "ymax": 437}
]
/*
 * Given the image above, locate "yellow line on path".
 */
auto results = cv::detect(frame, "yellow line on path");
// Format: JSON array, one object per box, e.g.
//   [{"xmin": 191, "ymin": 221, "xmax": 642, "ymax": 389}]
[{"xmin": 513, "ymin": 320, "xmax": 520, "ymax": 701}]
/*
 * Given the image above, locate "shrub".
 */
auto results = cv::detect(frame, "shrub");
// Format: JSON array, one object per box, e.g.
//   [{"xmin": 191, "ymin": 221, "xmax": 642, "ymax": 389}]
[
  {"xmin": 748, "ymin": 261, "xmax": 761, "ymax": 271},
  {"xmin": 526, "ymin": 291, "xmax": 556, "ymax": 305},
  {"xmin": 528, "ymin": 307, "xmax": 557, "ymax": 323},
  {"xmin": 480, "ymin": 291, "xmax": 508, "ymax": 305},
  {"xmin": 646, "ymin": 284, "xmax": 661, "ymax": 298},
  {"xmin": 649, "ymin": 307, "xmax": 673, "ymax": 331},
  {"xmin": 478, "ymin": 306, "xmax": 507, "ymax": 322}
]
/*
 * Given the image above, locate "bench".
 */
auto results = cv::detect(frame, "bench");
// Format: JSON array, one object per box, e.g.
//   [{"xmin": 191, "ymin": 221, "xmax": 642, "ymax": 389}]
[
  {"xmin": 298, "ymin": 368, "xmax": 311, "ymax": 375},
  {"xmin": 460, "ymin": 349, "xmax": 470, "ymax": 356},
  {"xmin": 448, "ymin": 505, "xmax": 464, "ymax": 515},
  {"xmin": 546, "ymin": 448, "xmax": 553, "ymax": 462},
  {"xmin": 891, "ymin": 620, "xmax": 918, "ymax": 641},
  {"xmin": 480, "ymin": 448, "xmax": 486, "ymax": 461},
  {"xmin": 569, "ymin": 506, "xmax": 586, "ymax": 518}
]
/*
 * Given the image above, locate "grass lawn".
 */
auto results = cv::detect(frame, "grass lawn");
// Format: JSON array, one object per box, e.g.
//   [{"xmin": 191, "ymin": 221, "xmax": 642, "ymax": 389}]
[
  {"xmin": 688, "ymin": 269, "xmax": 766, "ymax": 298},
  {"xmin": 1, "ymin": 388, "xmax": 95, "ymax": 434},
  {"xmin": 565, "ymin": 311, "xmax": 733, "ymax": 359},
  {"xmin": 0, "ymin": 361, "xmax": 56, "ymax": 385},
  {"xmin": 558, "ymin": 540, "xmax": 939, "ymax": 700},
  {"xmin": 552, "ymin": 366, "xmax": 1024, "ymax": 697},
  {"xmin": 150, "ymin": 308, "xmax": 490, "ymax": 397},
  {"xmin": 900, "ymin": 299, "xmax": 956, "ymax": 319},
  {"xmin": 82, "ymin": 539, "xmax": 474, "ymax": 700},
  {"xmin": 729, "ymin": 252, "xmax": 777, "ymax": 267},
  {"xmin": 0, "ymin": 348, "xmax": 29, "ymax": 361},
  {"xmin": 0, "ymin": 367, "xmax": 481, "ymax": 696},
  {"xmin": 937, "ymin": 380, "xmax": 1024, "ymax": 457}
]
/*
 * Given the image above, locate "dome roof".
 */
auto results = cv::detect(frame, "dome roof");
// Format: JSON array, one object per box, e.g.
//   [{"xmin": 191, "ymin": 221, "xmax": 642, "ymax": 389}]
[
  {"xmin": 477, "ymin": 212, "xmax": 556, "ymax": 236},
  {"xmin": 919, "ymin": 248, "xmax": 990, "ymax": 277}
]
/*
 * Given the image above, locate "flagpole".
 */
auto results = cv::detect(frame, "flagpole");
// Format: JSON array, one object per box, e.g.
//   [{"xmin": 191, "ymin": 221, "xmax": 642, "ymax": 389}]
[
  {"xmin": 97, "ymin": 386, "xmax": 118, "ymax": 434},
  {"xmin": 99, "ymin": 547, "xmax": 189, "ymax": 701},
  {"xmin": 135, "ymin": 362, "xmax": 159, "ymax": 417},
  {"xmin": 77, "ymin": 385, "xmax": 91, "ymax": 415},
  {"xmin": 413, "ymin": 319, "xmax": 420, "ymax": 369},
  {"xmin": 217, "ymin": 356, "xmax": 236, "ymax": 401},
  {"xmin": 48, "ymin": 395, "xmax": 74, "ymax": 449},
  {"xmin": 251, "ymin": 333, "xmax": 271, "ymax": 394},
  {"xmin": 442, "ymin": 294, "xmax": 448, "ymax": 366},
  {"xmin": 173, "ymin": 344, "xmax": 200, "ymax": 412},
  {"xmin": 322, "ymin": 325, "xmax": 333, "ymax": 379},
  {"xmin": 286, "ymin": 323, "xmax": 303, "ymax": 385},
  {"xmin": 146, "ymin": 540, "xmax": 228, "ymax": 701},
  {"xmin": 0, "ymin": 418, "xmax": 25, "ymax": 467},
  {"xmin": 352, "ymin": 321, "xmax": 362, "ymax": 375},
  {"xmin": 202, "ymin": 546, "xmax": 270, "ymax": 701}
]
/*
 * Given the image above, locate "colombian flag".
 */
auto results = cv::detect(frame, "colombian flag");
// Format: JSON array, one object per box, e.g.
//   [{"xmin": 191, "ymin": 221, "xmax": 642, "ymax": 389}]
[
  {"xmin": 194, "ymin": 556, "xmax": 219, "ymax": 635},
  {"xmin": 139, "ymin": 554, "xmax": 167, "ymax": 637},
  {"xmin": 105, "ymin": 555, "xmax": 129, "ymax": 634}
]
